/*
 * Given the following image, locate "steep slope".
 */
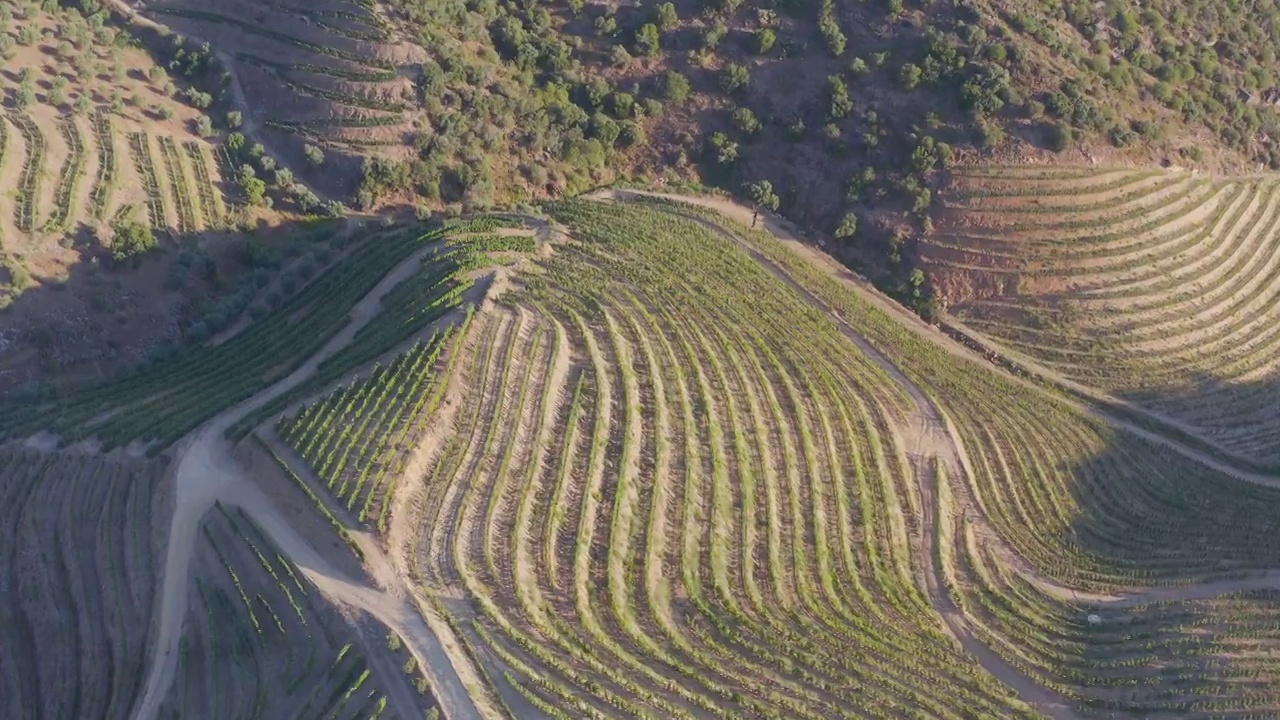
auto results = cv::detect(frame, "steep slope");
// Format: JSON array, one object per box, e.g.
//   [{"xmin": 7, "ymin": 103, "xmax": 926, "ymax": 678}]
[
  {"xmin": 924, "ymin": 164, "xmax": 1280, "ymax": 467},
  {"xmin": 0, "ymin": 5, "xmax": 229, "ymax": 242},
  {"xmin": 260, "ymin": 196, "xmax": 1280, "ymax": 718}
]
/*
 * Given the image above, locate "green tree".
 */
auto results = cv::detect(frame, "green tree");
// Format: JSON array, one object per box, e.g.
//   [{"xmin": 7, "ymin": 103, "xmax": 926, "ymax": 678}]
[
  {"xmin": 835, "ymin": 212, "xmax": 858, "ymax": 239},
  {"xmin": 703, "ymin": 22, "xmax": 727, "ymax": 50},
  {"xmin": 754, "ymin": 27, "xmax": 776, "ymax": 54},
  {"xmin": 591, "ymin": 113, "xmax": 620, "ymax": 146},
  {"xmin": 240, "ymin": 164, "xmax": 268, "ymax": 205},
  {"xmin": 111, "ymin": 208, "xmax": 156, "ymax": 263},
  {"xmin": 15, "ymin": 80, "xmax": 35, "ymax": 109},
  {"xmin": 900, "ymin": 63, "xmax": 923, "ymax": 90},
  {"xmin": 634, "ymin": 23, "xmax": 660, "ymax": 57},
  {"xmin": 226, "ymin": 110, "xmax": 242, "ymax": 128},
  {"xmin": 655, "ymin": 2, "xmax": 678, "ymax": 32},
  {"xmin": 665, "ymin": 71, "xmax": 690, "ymax": 103},
  {"xmin": 709, "ymin": 132, "xmax": 738, "ymax": 164},
  {"xmin": 828, "ymin": 75, "xmax": 853, "ymax": 119},
  {"xmin": 721, "ymin": 63, "xmax": 750, "ymax": 95},
  {"xmin": 17, "ymin": 23, "xmax": 39, "ymax": 46},
  {"xmin": 305, "ymin": 144, "xmax": 325, "ymax": 166},
  {"xmin": 733, "ymin": 107, "xmax": 760, "ymax": 135},
  {"xmin": 747, "ymin": 180, "xmax": 779, "ymax": 211}
]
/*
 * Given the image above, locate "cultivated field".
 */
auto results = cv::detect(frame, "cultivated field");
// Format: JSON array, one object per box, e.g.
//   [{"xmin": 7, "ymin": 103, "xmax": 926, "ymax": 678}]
[
  {"xmin": 250, "ymin": 196, "xmax": 1280, "ymax": 718},
  {"xmin": 0, "ymin": 7, "xmax": 228, "ymax": 245},
  {"xmin": 9, "ymin": 186, "xmax": 1280, "ymax": 719},
  {"xmin": 924, "ymin": 164, "xmax": 1280, "ymax": 466},
  {"xmin": 0, "ymin": 449, "xmax": 168, "ymax": 720}
]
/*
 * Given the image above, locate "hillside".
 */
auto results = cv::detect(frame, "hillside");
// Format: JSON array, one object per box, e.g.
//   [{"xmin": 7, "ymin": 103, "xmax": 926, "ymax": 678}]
[
  {"xmin": 102, "ymin": 0, "xmax": 1280, "ymax": 304},
  {"xmin": 9, "ymin": 0, "xmax": 1280, "ymax": 717},
  {"xmin": 0, "ymin": 4, "xmax": 230, "ymax": 243},
  {"xmin": 0, "ymin": 2, "xmax": 357, "ymax": 395},
  {"xmin": 923, "ymin": 164, "xmax": 1280, "ymax": 467},
  {"xmin": 5, "ymin": 191, "xmax": 1280, "ymax": 718}
]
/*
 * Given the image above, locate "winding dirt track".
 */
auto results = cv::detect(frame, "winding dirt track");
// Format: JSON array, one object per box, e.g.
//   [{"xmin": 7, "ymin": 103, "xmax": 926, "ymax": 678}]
[{"xmin": 130, "ymin": 243, "xmax": 483, "ymax": 720}]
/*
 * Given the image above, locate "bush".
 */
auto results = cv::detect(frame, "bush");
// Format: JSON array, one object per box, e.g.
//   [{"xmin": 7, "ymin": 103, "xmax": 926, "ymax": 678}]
[
  {"xmin": 1107, "ymin": 124, "xmax": 1137, "ymax": 147},
  {"xmin": 1048, "ymin": 121, "xmax": 1073, "ymax": 152},
  {"xmin": 721, "ymin": 63, "xmax": 750, "ymax": 95},
  {"xmin": 619, "ymin": 120, "xmax": 646, "ymax": 147},
  {"xmin": 732, "ymin": 107, "xmax": 760, "ymax": 135},
  {"xmin": 754, "ymin": 28, "xmax": 776, "ymax": 55},
  {"xmin": 665, "ymin": 71, "xmax": 691, "ymax": 104},
  {"xmin": 111, "ymin": 209, "xmax": 156, "ymax": 263}
]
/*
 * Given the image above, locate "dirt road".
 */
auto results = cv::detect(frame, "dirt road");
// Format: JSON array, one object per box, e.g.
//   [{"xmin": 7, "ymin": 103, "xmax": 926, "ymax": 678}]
[{"xmin": 130, "ymin": 243, "xmax": 484, "ymax": 720}]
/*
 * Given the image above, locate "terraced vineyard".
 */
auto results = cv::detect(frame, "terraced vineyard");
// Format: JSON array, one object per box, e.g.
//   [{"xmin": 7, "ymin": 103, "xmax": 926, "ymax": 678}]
[
  {"xmin": 158, "ymin": 136, "xmax": 199, "ymax": 234},
  {"xmin": 127, "ymin": 132, "xmax": 170, "ymax": 230},
  {"xmin": 228, "ymin": 195, "xmax": 1280, "ymax": 720},
  {"xmin": 0, "ymin": 450, "xmax": 166, "ymax": 720},
  {"xmin": 45, "ymin": 119, "xmax": 89, "ymax": 233},
  {"xmin": 11, "ymin": 176, "xmax": 1280, "ymax": 719},
  {"xmin": 145, "ymin": 0, "xmax": 422, "ymax": 151},
  {"xmin": 184, "ymin": 141, "xmax": 223, "ymax": 225},
  {"xmin": 0, "ymin": 220, "xmax": 501, "ymax": 452},
  {"xmin": 9, "ymin": 112, "xmax": 46, "ymax": 234},
  {"xmin": 89, "ymin": 113, "xmax": 118, "ymax": 220},
  {"xmin": 280, "ymin": 327, "xmax": 461, "ymax": 529},
  {"xmin": 157, "ymin": 504, "xmax": 436, "ymax": 719},
  {"xmin": 0, "ymin": 110, "xmax": 223, "ymax": 238},
  {"xmin": 949, "ymin": 513, "xmax": 1280, "ymax": 716},
  {"xmin": 668, "ymin": 194, "xmax": 1280, "ymax": 715},
  {"xmin": 399, "ymin": 199, "xmax": 1044, "ymax": 718},
  {"xmin": 924, "ymin": 165, "xmax": 1280, "ymax": 467}
]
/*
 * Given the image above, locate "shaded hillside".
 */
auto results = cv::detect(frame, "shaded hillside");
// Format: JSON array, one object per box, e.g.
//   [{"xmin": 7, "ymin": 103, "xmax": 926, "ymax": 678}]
[{"xmin": 923, "ymin": 163, "xmax": 1280, "ymax": 467}]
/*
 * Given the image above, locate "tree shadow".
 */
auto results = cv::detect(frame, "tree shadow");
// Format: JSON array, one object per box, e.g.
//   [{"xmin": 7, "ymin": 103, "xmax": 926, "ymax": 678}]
[{"xmin": 0, "ymin": 216, "xmax": 350, "ymax": 397}]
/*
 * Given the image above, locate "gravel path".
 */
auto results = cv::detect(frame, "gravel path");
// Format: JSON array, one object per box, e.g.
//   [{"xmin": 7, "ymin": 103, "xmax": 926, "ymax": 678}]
[{"xmin": 129, "ymin": 243, "xmax": 483, "ymax": 720}]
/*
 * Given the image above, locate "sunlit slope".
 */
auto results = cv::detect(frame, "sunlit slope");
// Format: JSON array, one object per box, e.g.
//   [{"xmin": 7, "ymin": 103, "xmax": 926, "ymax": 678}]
[
  {"xmin": 359, "ymin": 199, "xmax": 1034, "ymax": 718},
  {"xmin": 923, "ymin": 164, "xmax": 1280, "ymax": 466},
  {"xmin": 278, "ymin": 196, "xmax": 1280, "ymax": 718},
  {"xmin": 646, "ymin": 196, "xmax": 1280, "ymax": 717}
]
